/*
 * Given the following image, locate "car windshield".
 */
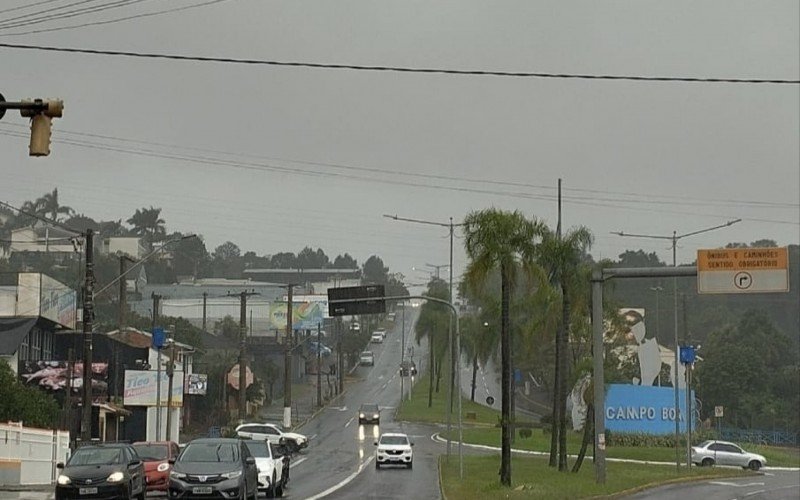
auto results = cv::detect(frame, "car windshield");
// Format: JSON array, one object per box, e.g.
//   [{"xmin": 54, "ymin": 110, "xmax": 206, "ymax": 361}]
[
  {"xmin": 69, "ymin": 447, "xmax": 124, "ymax": 466},
  {"xmin": 180, "ymin": 442, "xmax": 239, "ymax": 463},
  {"xmin": 361, "ymin": 404, "xmax": 378, "ymax": 412},
  {"xmin": 132, "ymin": 444, "xmax": 169, "ymax": 461},
  {"xmin": 697, "ymin": 440, "xmax": 713, "ymax": 448},
  {"xmin": 243, "ymin": 441, "xmax": 271, "ymax": 458},
  {"xmin": 380, "ymin": 436, "xmax": 409, "ymax": 446},
  {"xmin": 361, "ymin": 352, "xmax": 372, "ymax": 357}
]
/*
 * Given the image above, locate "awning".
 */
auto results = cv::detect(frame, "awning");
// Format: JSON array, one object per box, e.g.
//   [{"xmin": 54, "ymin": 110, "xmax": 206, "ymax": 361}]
[{"xmin": 0, "ymin": 317, "xmax": 38, "ymax": 356}]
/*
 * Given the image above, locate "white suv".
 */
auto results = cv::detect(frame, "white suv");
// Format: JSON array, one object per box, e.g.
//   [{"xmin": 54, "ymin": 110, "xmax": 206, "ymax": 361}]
[
  {"xmin": 235, "ymin": 423, "xmax": 308, "ymax": 453},
  {"xmin": 374, "ymin": 433, "xmax": 414, "ymax": 469}
]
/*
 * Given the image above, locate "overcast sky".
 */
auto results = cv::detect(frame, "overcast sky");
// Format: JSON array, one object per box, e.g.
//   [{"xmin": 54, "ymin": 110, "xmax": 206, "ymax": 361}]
[{"xmin": 1, "ymin": 0, "xmax": 798, "ymax": 290}]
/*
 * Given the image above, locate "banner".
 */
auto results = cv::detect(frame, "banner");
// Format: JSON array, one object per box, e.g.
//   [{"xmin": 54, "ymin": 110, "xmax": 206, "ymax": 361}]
[
  {"xmin": 19, "ymin": 361, "xmax": 107, "ymax": 400},
  {"xmin": 15, "ymin": 273, "xmax": 76, "ymax": 329},
  {"xmin": 268, "ymin": 301, "xmax": 325, "ymax": 330},
  {"xmin": 123, "ymin": 370, "xmax": 184, "ymax": 407}
]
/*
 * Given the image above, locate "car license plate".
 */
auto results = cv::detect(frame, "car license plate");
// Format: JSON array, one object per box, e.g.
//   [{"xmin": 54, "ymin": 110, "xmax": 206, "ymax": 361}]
[
  {"xmin": 192, "ymin": 486, "xmax": 213, "ymax": 494},
  {"xmin": 79, "ymin": 487, "xmax": 98, "ymax": 495}
]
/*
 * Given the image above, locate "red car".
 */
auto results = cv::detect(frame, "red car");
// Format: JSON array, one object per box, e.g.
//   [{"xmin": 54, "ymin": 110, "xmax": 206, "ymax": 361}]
[{"xmin": 133, "ymin": 441, "xmax": 180, "ymax": 493}]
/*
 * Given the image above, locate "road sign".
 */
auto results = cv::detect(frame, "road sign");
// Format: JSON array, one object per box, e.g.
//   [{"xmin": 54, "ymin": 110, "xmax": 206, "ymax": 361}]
[
  {"xmin": 679, "ymin": 345, "xmax": 696, "ymax": 365},
  {"xmin": 327, "ymin": 285, "xmax": 386, "ymax": 316},
  {"xmin": 714, "ymin": 406, "xmax": 724, "ymax": 418},
  {"xmin": 697, "ymin": 247, "xmax": 789, "ymax": 294},
  {"xmin": 152, "ymin": 327, "xmax": 165, "ymax": 349}
]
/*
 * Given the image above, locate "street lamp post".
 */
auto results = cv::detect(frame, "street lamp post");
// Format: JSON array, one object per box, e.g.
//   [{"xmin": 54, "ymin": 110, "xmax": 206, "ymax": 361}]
[
  {"xmin": 613, "ymin": 219, "xmax": 740, "ymax": 468},
  {"xmin": 384, "ymin": 214, "xmax": 464, "ymax": 460}
]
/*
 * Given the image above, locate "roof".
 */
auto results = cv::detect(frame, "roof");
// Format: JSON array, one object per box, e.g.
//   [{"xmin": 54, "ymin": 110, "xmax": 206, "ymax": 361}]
[
  {"xmin": 187, "ymin": 437, "xmax": 240, "ymax": 444},
  {"xmin": 0, "ymin": 317, "xmax": 38, "ymax": 355}
]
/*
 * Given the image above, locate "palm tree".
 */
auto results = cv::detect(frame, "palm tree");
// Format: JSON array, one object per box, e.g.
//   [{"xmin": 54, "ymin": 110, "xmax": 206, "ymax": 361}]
[
  {"xmin": 463, "ymin": 208, "xmax": 545, "ymax": 487},
  {"xmin": 36, "ymin": 188, "xmax": 73, "ymax": 221},
  {"xmin": 127, "ymin": 206, "xmax": 166, "ymax": 244},
  {"xmin": 415, "ymin": 278, "xmax": 450, "ymax": 407},
  {"xmin": 536, "ymin": 225, "xmax": 593, "ymax": 471}
]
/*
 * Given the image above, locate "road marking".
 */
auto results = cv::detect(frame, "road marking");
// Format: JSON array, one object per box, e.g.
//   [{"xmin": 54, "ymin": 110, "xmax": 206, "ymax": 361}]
[
  {"xmin": 309, "ymin": 433, "xmax": 318, "ymax": 441},
  {"xmin": 743, "ymin": 490, "xmax": 766, "ymax": 497},
  {"xmin": 290, "ymin": 457, "xmax": 307, "ymax": 468},
  {"xmin": 709, "ymin": 482, "xmax": 765, "ymax": 487},
  {"xmin": 345, "ymin": 416, "xmax": 355, "ymax": 428},
  {"xmin": 306, "ymin": 456, "xmax": 374, "ymax": 500}
]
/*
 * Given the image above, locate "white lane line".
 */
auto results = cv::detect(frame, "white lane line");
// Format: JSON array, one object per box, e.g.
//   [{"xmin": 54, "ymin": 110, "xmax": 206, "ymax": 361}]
[
  {"xmin": 309, "ymin": 434, "xmax": 318, "ymax": 441},
  {"xmin": 743, "ymin": 490, "xmax": 766, "ymax": 497},
  {"xmin": 306, "ymin": 456, "xmax": 374, "ymax": 500},
  {"xmin": 345, "ymin": 416, "xmax": 355, "ymax": 428},
  {"xmin": 710, "ymin": 482, "xmax": 766, "ymax": 488},
  {"xmin": 290, "ymin": 457, "xmax": 308, "ymax": 468}
]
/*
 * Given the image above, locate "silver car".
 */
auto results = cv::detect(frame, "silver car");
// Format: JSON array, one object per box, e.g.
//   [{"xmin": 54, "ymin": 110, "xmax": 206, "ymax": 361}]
[{"xmin": 691, "ymin": 440, "xmax": 767, "ymax": 470}]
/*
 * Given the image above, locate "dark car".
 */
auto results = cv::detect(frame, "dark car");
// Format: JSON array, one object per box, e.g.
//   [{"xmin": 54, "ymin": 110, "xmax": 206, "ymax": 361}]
[
  {"xmin": 399, "ymin": 360, "xmax": 417, "ymax": 377},
  {"xmin": 55, "ymin": 443, "xmax": 145, "ymax": 500},
  {"xmin": 168, "ymin": 438, "xmax": 258, "ymax": 499},
  {"xmin": 359, "ymin": 403, "xmax": 380, "ymax": 425},
  {"xmin": 132, "ymin": 441, "xmax": 180, "ymax": 493}
]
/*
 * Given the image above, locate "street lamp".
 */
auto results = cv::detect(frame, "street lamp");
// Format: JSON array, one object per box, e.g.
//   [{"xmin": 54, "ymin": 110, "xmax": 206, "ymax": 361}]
[
  {"xmin": 384, "ymin": 214, "xmax": 465, "ymax": 460},
  {"xmin": 613, "ymin": 218, "xmax": 741, "ymax": 468}
]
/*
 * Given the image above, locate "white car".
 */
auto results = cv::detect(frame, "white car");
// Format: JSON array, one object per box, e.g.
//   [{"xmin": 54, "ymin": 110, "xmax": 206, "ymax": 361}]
[
  {"xmin": 359, "ymin": 350, "xmax": 374, "ymax": 366},
  {"xmin": 691, "ymin": 440, "xmax": 767, "ymax": 470},
  {"xmin": 235, "ymin": 423, "xmax": 308, "ymax": 453},
  {"xmin": 370, "ymin": 332, "xmax": 384, "ymax": 343},
  {"xmin": 243, "ymin": 439, "xmax": 286, "ymax": 497},
  {"xmin": 374, "ymin": 432, "xmax": 414, "ymax": 469}
]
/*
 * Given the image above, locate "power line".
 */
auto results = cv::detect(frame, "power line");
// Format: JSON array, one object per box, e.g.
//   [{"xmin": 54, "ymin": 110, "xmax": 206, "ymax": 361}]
[
  {"xmin": 0, "ymin": 42, "xmax": 797, "ymax": 84},
  {"xmin": 1, "ymin": 123, "xmax": 796, "ymax": 211},
  {"xmin": 0, "ymin": 0, "xmax": 64, "ymax": 15},
  {"xmin": 0, "ymin": 1, "xmax": 148, "ymax": 29},
  {"xmin": 0, "ymin": 0, "xmax": 230, "ymax": 36}
]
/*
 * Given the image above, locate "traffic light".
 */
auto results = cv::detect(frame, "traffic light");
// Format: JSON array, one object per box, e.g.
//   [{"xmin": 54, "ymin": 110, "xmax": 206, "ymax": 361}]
[{"xmin": 20, "ymin": 98, "xmax": 63, "ymax": 157}]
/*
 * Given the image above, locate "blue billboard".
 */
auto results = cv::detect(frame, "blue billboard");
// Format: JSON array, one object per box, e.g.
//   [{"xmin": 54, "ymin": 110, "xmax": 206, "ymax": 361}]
[{"xmin": 605, "ymin": 384, "xmax": 694, "ymax": 435}]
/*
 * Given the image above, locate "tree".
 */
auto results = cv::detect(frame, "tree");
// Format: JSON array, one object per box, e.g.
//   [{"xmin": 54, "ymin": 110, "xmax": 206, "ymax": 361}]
[
  {"xmin": 362, "ymin": 255, "xmax": 388, "ymax": 284},
  {"xmin": 36, "ymin": 188, "xmax": 73, "ymax": 221},
  {"xmin": 269, "ymin": 252, "xmax": 296, "ymax": 269},
  {"xmin": 415, "ymin": 278, "xmax": 450, "ymax": 407},
  {"xmin": 0, "ymin": 362, "xmax": 60, "ymax": 428},
  {"xmin": 333, "ymin": 253, "xmax": 358, "ymax": 269},
  {"xmin": 127, "ymin": 207, "xmax": 166, "ymax": 244},
  {"xmin": 463, "ymin": 208, "xmax": 544, "ymax": 487},
  {"xmin": 536, "ymin": 225, "xmax": 593, "ymax": 470},
  {"xmin": 614, "ymin": 249, "xmax": 664, "ymax": 268},
  {"xmin": 296, "ymin": 247, "xmax": 330, "ymax": 269}
]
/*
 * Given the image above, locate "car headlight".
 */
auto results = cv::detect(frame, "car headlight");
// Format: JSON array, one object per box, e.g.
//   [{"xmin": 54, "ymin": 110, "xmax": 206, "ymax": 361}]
[
  {"xmin": 359, "ymin": 413, "xmax": 365, "ymax": 418},
  {"xmin": 157, "ymin": 462, "xmax": 170, "ymax": 472},
  {"xmin": 169, "ymin": 470, "xmax": 186, "ymax": 479},
  {"xmin": 222, "ymin": 470, "xmax": 242, "ymax": 480},
  {"xmin": 107, "ymin": 471, "xmax": 125, "ymax": 483},
  {"xmin": 373, "ymin": 414, "xmax": 379, "ymax": 419},
  {"xmin": 57, "ymin": 474, "xmax": 71, "ymax": 485}
]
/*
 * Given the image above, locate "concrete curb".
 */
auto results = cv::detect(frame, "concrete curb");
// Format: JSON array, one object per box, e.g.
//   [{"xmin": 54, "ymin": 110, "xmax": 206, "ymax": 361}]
[
  {"xmin": 437, "ymin": 455, "xmax": 449, "ymax": 500},
  {"xmin": 0, "ymin": 483, "xmax": 53, "ymax": 492}
]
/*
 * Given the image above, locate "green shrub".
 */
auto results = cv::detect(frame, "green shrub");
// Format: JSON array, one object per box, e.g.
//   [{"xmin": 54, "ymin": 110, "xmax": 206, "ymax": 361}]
[
  {"xmin": 606, "ymin": 429, "xmax": 717, "ymax": 447},
  {"xmin": 519, "ymin": 428, "xmax": 533, "ymax": 439}
]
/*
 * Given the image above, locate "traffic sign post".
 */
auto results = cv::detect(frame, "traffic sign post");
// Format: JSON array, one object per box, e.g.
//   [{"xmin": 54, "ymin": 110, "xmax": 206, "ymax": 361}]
[{"xmin": 697, "ymin": 247, "xmax": 789, "ymax": 294}]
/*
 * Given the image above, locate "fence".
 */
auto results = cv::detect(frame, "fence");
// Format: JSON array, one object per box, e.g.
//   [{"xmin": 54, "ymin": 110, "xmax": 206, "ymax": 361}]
[
  {"xmin": 720, "ymin": 427, "xmax": 798, "ymax": 447},
  {"xmin": 0, "ymin": 422, "xmax": 70, "ymax": 485}
]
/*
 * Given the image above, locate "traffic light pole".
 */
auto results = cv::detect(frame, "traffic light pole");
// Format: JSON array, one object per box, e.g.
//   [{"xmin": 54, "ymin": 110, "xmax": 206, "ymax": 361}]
[
  {"xmin": 283, "ymin": 285, "xmax": 294, "ymax": 429},
  {"xmin": 80, "ymin": 229, "xmax": 95, "ymax": 442}
]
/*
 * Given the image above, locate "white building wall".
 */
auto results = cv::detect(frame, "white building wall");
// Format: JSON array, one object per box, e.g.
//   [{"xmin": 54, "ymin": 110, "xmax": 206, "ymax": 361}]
[{"xmin": 0, "ymin": 423, "xmax": 70, "ymax": 486}]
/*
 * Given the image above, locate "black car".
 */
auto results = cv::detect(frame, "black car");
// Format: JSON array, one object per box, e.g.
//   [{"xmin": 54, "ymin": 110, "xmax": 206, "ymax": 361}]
[
  {"xmin": 359, "ymin": 403, "xmax": 380, "ymax": 425},
  {"xmin": 168, "ymin": 438, "xmax": 258, "ymax": 499},
  {"xmin": 55, "ymin": 443, "xmax": 146, "ymax": 500}
]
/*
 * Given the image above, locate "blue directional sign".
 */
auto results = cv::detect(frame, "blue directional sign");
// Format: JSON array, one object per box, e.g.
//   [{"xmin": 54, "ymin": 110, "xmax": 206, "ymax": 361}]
[
  {"xmin": 152, "ymin": 327, "xmax": 165, "ymax": 349},
  {"xmin": 680, "ymin": 345, "xmax": 696, "ymax": 365}
]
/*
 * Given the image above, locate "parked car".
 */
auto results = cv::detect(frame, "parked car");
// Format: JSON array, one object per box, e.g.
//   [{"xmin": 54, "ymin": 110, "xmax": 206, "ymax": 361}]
[
  {"xmin": 360, "ymin": 350, "xmax": 375, "ymax": 366},
  {"xmin": 168, "ymin": 438, "xmax": 258, "ymax": 499},
  {"xmin": 308, "ymin": 341, "xmax": 332, "ymax": 356},
  {"xmin": 374, "ymin": 432, "xmax": 414, "ymax": 469},
  {"xmin": 370, "ymin": 332, "xmax": 384, "ymax": 343},
  {"xmin": 387, "ymin": 312, "xmax": 396, "ymax": 322},
  {"xmin": 692, "ymin": 440, "xmax": 767, "ymax": 470},
  {"xmin": 132, "ymin": 441, "xmax": 180, "ymax": 493},
  {"xmin": 351, "ymin": 322, "xmax": 361, "ymax": 332},
  {"xmin": 55, "ymin": 442, "xmax": 146, "ymax": 500},
  {"xmin": 359, "ymin": 403, "xmax": 380, "ymax": 425},
  {"xmin": 243, "ymin": 439, "xmax": 286, "ymax": 497},
  {"xmin": 235, "ymin": 423, "xmax": 308, "ymax": 453}
]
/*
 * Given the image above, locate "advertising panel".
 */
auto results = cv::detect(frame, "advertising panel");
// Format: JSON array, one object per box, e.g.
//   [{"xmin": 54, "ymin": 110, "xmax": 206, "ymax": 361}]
[
  {"xmin": 123, "ymin": 370, "xmax": 184, "ymax": 407},
  {"xmin": 18, "ymin": 361, "xmax": 108, "ymax": 400},
  {"xmin": 185, "ymin": 373, "xmax": 208, "ymax": 395},
  {"xmin": 14, "ymin": 273, "xmax": 76, "ymax": 329},
  {"xmin": 605, "ymin": 384, "xmax": 694, "ymax": 434},
  {"xmin": 268, "ymin": 301, "xmax": 325, "ymax": 330}
]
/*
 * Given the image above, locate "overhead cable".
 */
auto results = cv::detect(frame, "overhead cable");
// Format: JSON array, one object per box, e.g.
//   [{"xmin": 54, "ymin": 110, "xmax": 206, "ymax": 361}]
[{"xmin": 0, "ymin": 42, "xmax": 797, "ymax": 84}]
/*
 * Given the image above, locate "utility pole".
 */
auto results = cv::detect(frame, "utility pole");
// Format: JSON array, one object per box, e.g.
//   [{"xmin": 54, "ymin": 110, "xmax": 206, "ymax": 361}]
[
  {"xmin": 400, "ymin": 300, "xmax": 405, "ymax": 402},
  {"xmin": 317, "ymin": 323, "xmax": 323, "ymax": 407},
  {"xmin": 612, "ymin": 219, "xmax": 740, "ymax": 469},
  {"xmin": 230, "ymin": 290, "xmax": 258, "ymax": 423},
  {"xmin": 337, "ymin": 317, "xmax": 344, "ymax": 394},
  {"xmin": 650, "ymin": 286, "xmax": 664, "ymax": 386},
  {"xmin": 384, "ymin": 213, "xmax": 465, "ymax": 460},
  {"xmin": 202, "ymin": 292, "xmax": 208, "ymax": 332},
  {"xmin": 425, "ymin": 263, "xmax": 449, "ymax": 280},
  {"xmin": 152, "ymin": 293, "xmax": 163, "ymax": 441},
  {"xmin": 283, "ymin": 285, "xmax": 294, "ymax": 429},
  {"xmin": 80, "ymin": 229, "xmax": 95, "ymax": 442},
  {"xmin": 165, "ymin": 332, "xmax": 177, "ymax": 441}
]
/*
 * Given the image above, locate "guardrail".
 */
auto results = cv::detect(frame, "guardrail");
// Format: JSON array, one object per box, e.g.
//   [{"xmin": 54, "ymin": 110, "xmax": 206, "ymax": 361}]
[{"xmin": 720, "ymin": 427, "xmax": 798, "ymax": 447}]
